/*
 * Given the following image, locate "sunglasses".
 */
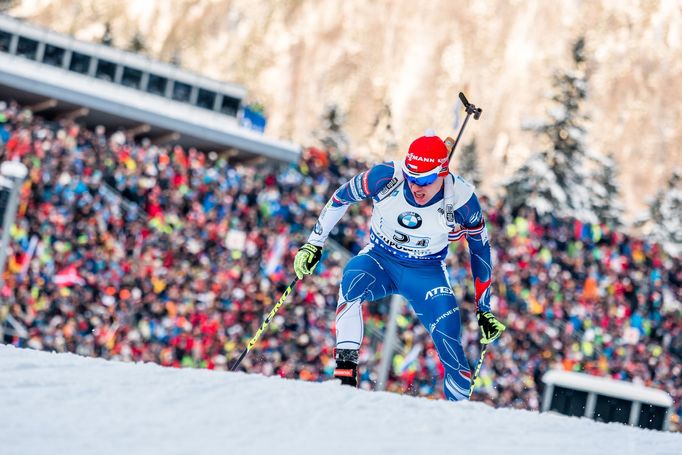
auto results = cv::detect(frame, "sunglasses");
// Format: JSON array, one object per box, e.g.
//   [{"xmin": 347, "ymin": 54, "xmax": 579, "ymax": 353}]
[{"xmin": 403, "ymin": 171, "xmax": 439, "ymax": 187}]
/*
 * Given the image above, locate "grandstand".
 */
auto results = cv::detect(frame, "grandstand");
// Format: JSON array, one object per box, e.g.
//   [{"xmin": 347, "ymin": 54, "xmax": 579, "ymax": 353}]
[{"xmin": 0, "ymin": 13, "xmax": 299, "ymax": 162}]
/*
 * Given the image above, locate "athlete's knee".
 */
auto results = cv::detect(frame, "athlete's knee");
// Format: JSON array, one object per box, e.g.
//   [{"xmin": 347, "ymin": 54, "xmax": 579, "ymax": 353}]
[
  {"xmin": 340, "ymin": 267, "xmax": 378, "ymax": 302},
  {"xmin": 336, "ymin": 287, "xmax": 361, "ymax": 319}
]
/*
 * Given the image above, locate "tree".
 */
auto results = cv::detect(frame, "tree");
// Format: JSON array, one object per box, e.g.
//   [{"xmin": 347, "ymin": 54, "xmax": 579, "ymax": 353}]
[
  {"xmin": 170, "ymin": 50, "xmax": 182, "ymax": 67},
  {"xmin": 503, "ymin": 151, "xmax": 564, "ymax": 217},
  {"xmin": 646, "ymin": 171, "xmax": 682, "ymax": 256},
  {"xmin": 315, "ymin": 104, "xmax": 350, "ymax": 155},
  {"xmin": 366, "ymin": 103, "xmax": 398, "ymax": 158},
  {"xmin": 128, "ymin": 31, "xmax": 146, "ymax": 53},
  {"xmin": 590, "ymin": 152, "xmax": 624, "ymax": 227},
  {"xmin": 101, "ymin": 22, "xmax": 113, "ymax": 46},
  {"xmin": 457, "ymin": 140, "xmax": 481, "ymax": 187},
  {"xmin": 504, "ymin": 37, "xmax": 602, "ymax": 222}
]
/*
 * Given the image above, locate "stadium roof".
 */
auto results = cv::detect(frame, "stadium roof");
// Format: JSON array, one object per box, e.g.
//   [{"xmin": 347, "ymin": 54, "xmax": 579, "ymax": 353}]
[{"xmin": 0, "ymin": 14, "xmax": 299, "ymax": 163}]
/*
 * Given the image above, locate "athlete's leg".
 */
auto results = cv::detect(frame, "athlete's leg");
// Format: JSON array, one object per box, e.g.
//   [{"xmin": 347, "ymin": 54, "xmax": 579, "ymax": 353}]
[
  {"xmin": 334, "ymin": 249, "xmax": 396, "ymax": 386},
  {"xmin": 399, "ymin": 262, "xmax": 471, "ymax": 401},
  {"xmin": 335, "ymin": 249, "xmax": 395, "ymax": 351}
]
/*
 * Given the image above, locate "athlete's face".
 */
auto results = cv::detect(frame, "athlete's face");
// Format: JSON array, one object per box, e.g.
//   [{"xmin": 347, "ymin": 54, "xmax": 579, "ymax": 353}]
[{"xmin": 407, "ymin": 176, "xmax": 445, "ymax": 205}]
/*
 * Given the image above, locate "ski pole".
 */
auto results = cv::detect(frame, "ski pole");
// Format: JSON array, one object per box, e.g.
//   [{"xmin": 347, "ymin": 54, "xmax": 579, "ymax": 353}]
[
  {"xmin": 445, "ymin": 92, "xmax": 483, "ymax": 162},
  {"xmin": 468, "ymin": 344, "xmax": 488, "ymax": 398},
  {"xmin": 230, "ymin": 277, "xmax": 299, "ymax": 372}
]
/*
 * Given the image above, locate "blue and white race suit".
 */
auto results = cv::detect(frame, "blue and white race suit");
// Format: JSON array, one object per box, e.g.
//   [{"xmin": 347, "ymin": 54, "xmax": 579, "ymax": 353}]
[{"xmin": 308, "ymin": 161, "xmax": 493, "ymax": 401}]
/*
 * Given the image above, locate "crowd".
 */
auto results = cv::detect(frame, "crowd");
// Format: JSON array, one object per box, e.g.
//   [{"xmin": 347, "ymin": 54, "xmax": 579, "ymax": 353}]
[
  {"xmin": 378, "ymin": 205, "xmax": 682, "ymax": 423},
  {"xmin": 0, "ymin": 100, "xmax": 680, "ymax": 430}
]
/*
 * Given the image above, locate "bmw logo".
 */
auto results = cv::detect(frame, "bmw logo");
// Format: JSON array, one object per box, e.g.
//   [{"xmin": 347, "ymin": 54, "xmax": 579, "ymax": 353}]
[{"xmin": 398, "ymin": 212, "xmax": 422, "ymax": 229}]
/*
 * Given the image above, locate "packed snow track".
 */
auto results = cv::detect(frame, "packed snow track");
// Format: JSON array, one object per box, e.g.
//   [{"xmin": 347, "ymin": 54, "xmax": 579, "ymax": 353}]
[{"xmin": 0, "ymin": 345, "xmax": 679, "ymax": 454}]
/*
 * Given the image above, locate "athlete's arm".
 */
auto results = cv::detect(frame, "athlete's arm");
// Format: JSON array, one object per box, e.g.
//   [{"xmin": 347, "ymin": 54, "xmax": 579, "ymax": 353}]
[
  {"xmin": 307, "ymin": 162, "xmax": 395, "ymax": 246},
  {"xmin": 452, "ymin": 193, "xmax": 493, "ymax": 313}
]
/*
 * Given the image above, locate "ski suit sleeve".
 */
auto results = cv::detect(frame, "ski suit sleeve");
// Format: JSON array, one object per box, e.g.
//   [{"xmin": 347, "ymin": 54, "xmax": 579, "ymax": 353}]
[
  {"xmin": 451, "ymin": 193, "xmax": 493, "ymax": 313},
  {"xmin": 307, "ymin": 162, "xmax": 395, "ymax": 247}
]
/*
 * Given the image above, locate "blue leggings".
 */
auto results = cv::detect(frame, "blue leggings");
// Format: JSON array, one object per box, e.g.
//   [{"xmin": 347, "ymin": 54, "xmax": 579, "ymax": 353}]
[{"xmin": 335, "ymin": 246, "xmax": 471, "ymax": 401}]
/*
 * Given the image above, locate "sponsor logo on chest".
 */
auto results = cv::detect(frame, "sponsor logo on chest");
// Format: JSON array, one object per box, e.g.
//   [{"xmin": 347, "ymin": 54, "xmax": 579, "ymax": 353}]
[{"xmin": 397, "ymin": 211, "xmax": 422, "ymax": 229}]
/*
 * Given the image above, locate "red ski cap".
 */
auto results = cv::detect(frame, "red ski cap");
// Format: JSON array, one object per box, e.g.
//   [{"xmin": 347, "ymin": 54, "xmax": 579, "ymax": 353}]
[{"xmin": 403, "ymin": 129, "xmax": 449, "ymax": 177}]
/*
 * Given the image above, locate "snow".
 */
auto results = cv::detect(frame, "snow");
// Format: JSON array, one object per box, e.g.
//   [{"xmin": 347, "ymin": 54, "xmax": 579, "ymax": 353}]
[{"xmin": 1, "ymin": 345, "xmax": 680, "ymax": 455}]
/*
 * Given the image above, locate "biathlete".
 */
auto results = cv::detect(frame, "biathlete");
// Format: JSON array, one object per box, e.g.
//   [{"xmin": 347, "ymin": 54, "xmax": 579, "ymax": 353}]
[{"xmin": 294, "ymin": 130, "xmax": 506, "ymax": 400}]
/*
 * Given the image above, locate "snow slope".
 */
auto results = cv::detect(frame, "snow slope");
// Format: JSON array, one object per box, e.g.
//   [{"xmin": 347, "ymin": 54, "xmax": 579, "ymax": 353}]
[{"xmin": 1, "ymin": 345, "xmax": 679, "ymax": 455}]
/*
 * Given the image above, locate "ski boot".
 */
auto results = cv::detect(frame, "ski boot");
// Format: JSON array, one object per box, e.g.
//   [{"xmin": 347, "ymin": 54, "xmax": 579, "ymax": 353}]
[{"xmin": 334, "ymin": 348, "xmax": 358, "ymax": 387}]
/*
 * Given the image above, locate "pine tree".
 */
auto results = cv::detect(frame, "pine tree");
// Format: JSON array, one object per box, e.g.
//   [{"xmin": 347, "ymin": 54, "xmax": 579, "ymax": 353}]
[
  {"xmin": 315, "ymin": 104, "xmax": 350, "ymax": 155},
  {"xmin": 366, "ymin": 103, "xmax": 398, "ymax": 158},
  {"xmin": 591, "ymin": 153, "xmax": 624, "ymax": 227},
  {"xmin": 170, "ymin": 50, "xmax": 182, "ymax": 67},
  {"xmin": 504, "ymin": 37, "xmax": 600, "ymax": 222},
  {"xmin": 457, "ymin": 140, "xmax": 481, "ymax": 187},
  {"xmin": 128, "ymin": 31, "xmax": 146, "ymax": 53},
  {"xmin": 503, "ymin": 151, "xmax": 565, "ymax": 217},
  {"xmin": 647, "ymin": 171, "xmax": 682, "ymax": 256},
  {"xmin": 101, "ymin": 22, "xmax": 113, "ymax": 46}
]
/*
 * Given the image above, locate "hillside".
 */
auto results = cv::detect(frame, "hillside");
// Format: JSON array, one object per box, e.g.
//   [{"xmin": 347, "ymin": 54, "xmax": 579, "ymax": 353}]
[{"xmin": 7, "ymin": 0, "xmax": 682, "ymax": 216}]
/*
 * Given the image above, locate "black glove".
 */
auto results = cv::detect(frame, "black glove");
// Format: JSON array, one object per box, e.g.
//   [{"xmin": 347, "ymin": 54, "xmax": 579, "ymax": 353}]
[{"xmin": 476, "ymin": 311, "xmax": 506, "ymax": 344}]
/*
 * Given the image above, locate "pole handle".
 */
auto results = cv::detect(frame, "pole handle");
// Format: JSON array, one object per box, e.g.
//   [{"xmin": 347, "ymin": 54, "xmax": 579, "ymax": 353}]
[
  {"xmin": 458, "ymin": 92, "xmax": 482, "ymax": 120},
  {"xmin": 447, "ymin": 92, "xmax": 482, "ymax": 162}
]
